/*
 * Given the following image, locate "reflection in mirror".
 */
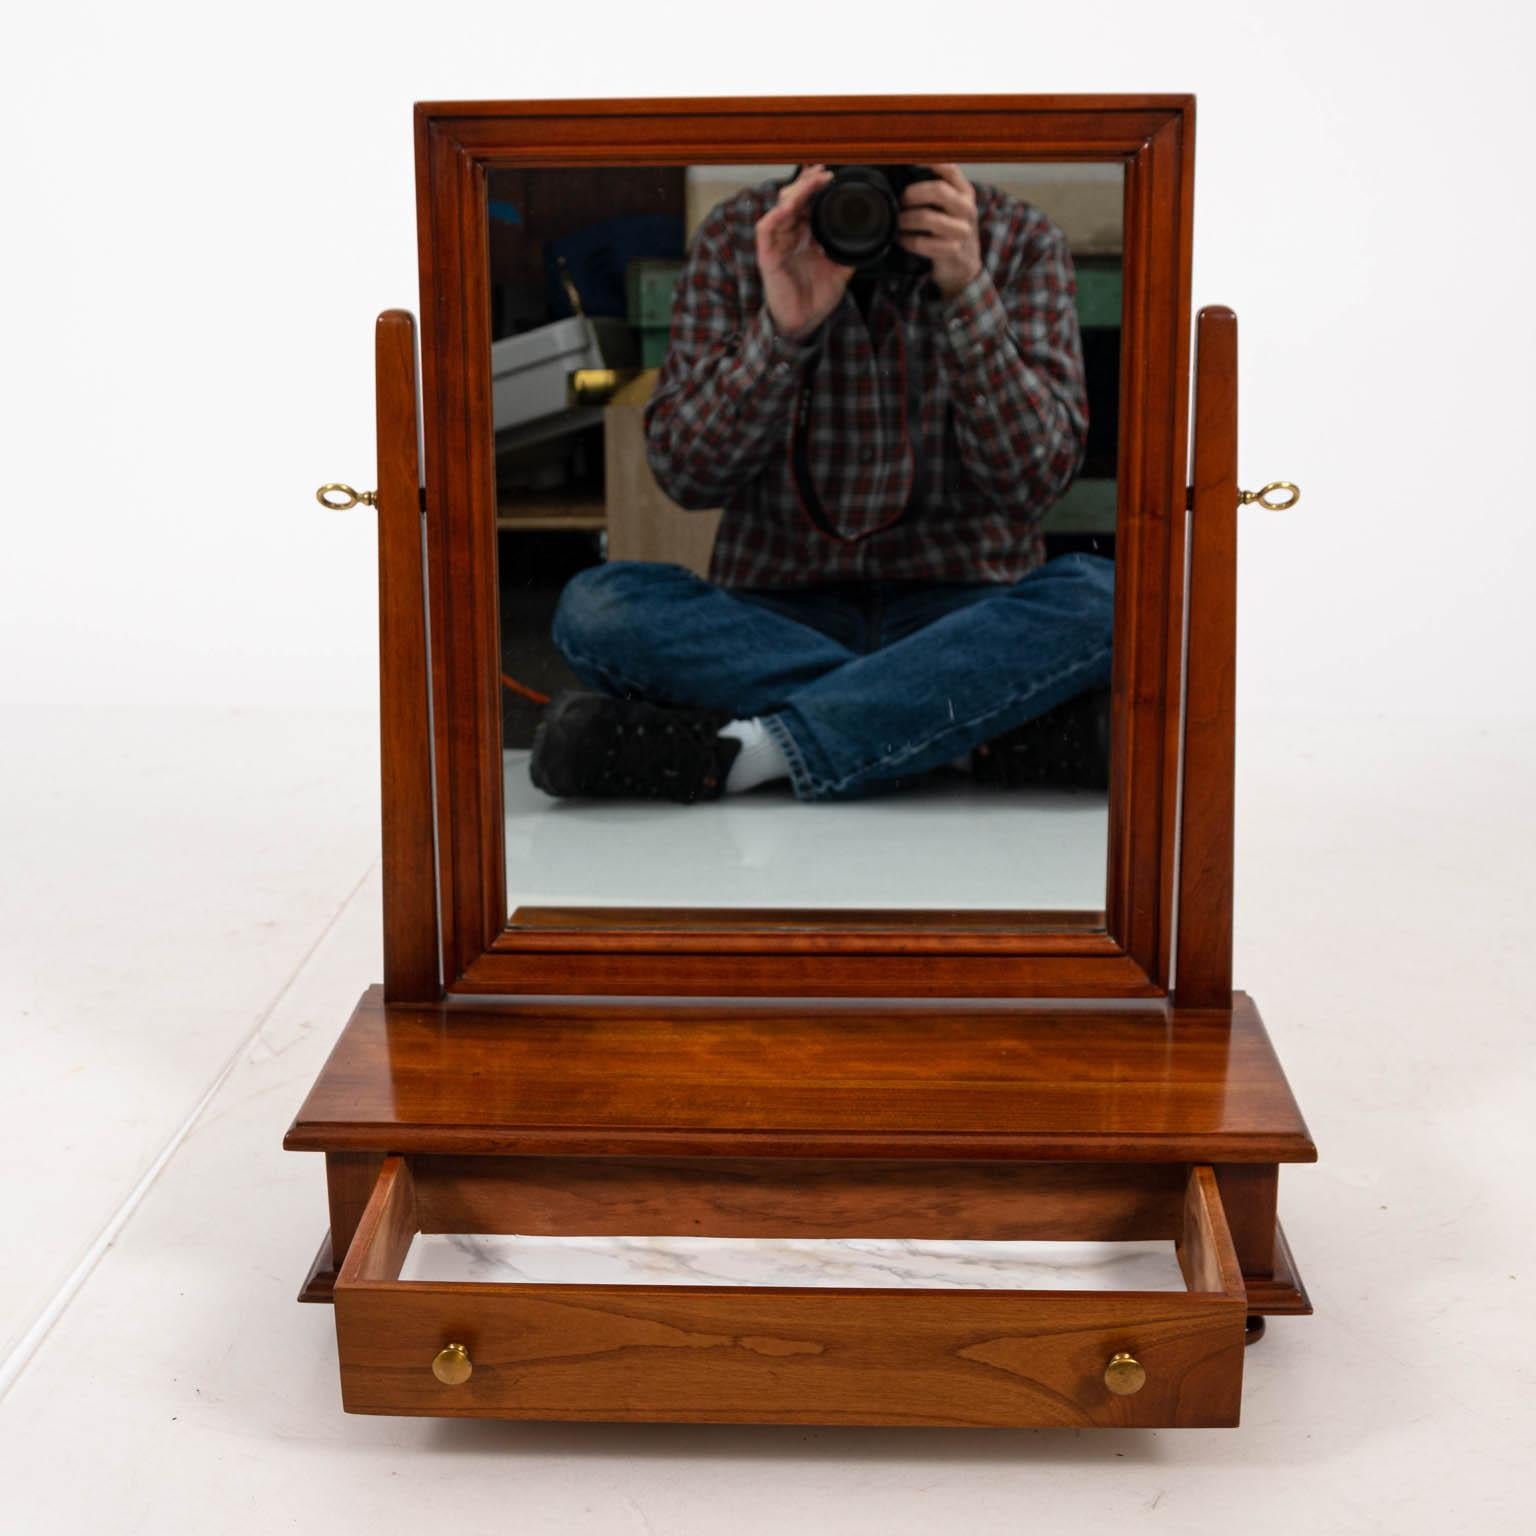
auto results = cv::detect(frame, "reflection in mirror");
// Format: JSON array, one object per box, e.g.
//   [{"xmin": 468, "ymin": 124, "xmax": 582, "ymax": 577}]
[{"xmin": 489, "ymin": 161, "xmax": 1123, "ymax": 916}]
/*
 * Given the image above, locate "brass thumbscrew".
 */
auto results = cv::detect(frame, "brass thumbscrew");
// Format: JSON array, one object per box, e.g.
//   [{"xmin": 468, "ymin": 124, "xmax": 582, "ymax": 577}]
[
  {"xmin": 316, "ymin": 483, "xmax": 377, "ymax": 510},
  {"xmin": 1238, "ymin": 481, "xmax": 1300, "ymax": 510}
]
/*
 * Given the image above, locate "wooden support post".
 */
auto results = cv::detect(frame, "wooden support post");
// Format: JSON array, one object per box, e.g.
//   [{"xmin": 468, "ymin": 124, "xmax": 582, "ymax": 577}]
[
  {"xmin": 1213, "ymin": 1163, "xmax": 1278, "ymax": 1277},
  {"xmin": 375, "ymin": 309, "xmax": 440, "ymax": 1002},
  {"xmin": 327, "ymin": 1152, "xmax": 387, "ymax": 1270},
  {"xmin": 296, "ymin": 1152, "xmax": 387, "ymax": 1303},
  {"xmin": 1174, "ymin": 306, "xmax": 1239, "ymax": 1011}
]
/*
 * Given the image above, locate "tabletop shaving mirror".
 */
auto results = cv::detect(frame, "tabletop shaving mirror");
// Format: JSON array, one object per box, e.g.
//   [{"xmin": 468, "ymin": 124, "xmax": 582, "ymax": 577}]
[{"xmin": 295, "ymin": 95, "xmax": 1315, "ymax": 1431}]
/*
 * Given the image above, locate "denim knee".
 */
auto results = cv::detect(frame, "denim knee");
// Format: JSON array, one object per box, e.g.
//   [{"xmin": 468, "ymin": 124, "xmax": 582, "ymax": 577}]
[
  {"xmin": 551, "ymin": 561, "xmax": 701, "ymax": 682},
  {"xmin": 551, "ymin": 564, "xmax": 639, "ymax": 670},
  {"xmin": 1044, "ymin": 550, "xmax": 1116, "ymax": 596},
  {"xmin": 1036, "ymin": 552, "xmax": 1115, "ymax": 628}
]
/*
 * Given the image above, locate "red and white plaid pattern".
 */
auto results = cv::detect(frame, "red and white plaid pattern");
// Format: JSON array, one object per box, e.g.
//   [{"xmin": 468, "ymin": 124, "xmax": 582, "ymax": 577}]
[{"xmin": 643, "ymin": 177, "xmax": 1088, "ymax": 589}]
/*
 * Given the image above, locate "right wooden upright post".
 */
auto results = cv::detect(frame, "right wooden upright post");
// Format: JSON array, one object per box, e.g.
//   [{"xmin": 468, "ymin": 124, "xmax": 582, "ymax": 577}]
[{"xmin": 1173, "ymin": 306, "xmax": 1239, "ymax": 1012}]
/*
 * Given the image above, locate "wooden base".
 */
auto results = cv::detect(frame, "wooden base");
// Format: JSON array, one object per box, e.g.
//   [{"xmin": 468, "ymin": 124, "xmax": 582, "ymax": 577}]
[{"xmin": 286, "ymin": 986, "xmax": 1315, "ymax": 1425}]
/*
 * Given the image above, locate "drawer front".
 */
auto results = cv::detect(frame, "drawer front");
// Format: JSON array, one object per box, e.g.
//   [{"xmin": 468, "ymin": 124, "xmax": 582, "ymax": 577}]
[{"xmin": 333, "ymin": 1158, "xmax": 1247, "ymax": 1428}]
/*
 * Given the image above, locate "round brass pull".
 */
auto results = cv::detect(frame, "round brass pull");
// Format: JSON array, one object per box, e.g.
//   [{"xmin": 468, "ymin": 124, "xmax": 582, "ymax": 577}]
[
  {"xmin": 316, "ymin": 482, "xmax": 377, "ymax": 510},
  {"xmin": 1238, "ymin": 480, "xmax": 1301, "ymax": 510},
  {"xmin": 431, "ymin": 1342, "xmax": 473, "ymax": 1385},
  {"xmin": 1104, "ymin": 1351, "xmax": 1147, "ymax": 1396}
]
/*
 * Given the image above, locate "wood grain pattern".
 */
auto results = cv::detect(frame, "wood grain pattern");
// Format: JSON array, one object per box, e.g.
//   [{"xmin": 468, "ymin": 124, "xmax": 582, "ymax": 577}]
[
  {"xmin": 338, "ymin": 1156, "xmax": 419, "ymax": 1283},
  {"xmin": 408, "ymin": 1157, "xmax": 1190, "ymax": 1241},
  {"xmin": 507, "ymin": 905, "xmax": 1110, "ymax": 934},
  {"xmin": 415, "ymin": 113, "xmax": 468, "ymax": 997},
  {"xmin": 283, "ymin": 986, "xmax": 1315, "ymax": 1162},
  {"xmin": 325, "ymin": 1152, "xmax": 385, "ymax": 1273},
  {"xmin": 374, "ymin": 309, "xmax": 440, "ymax": 1002},
  {"xmin": 331, "ymin": 1158, "xmax": 1245, "ymax": 1426},
  {"xmin": 412, "ymin": 94, "xmax": 1196, "ymax": 997},
  {"xmin": 1174, "ymin": 306, "xmax": 1239, "ymax": 1009},
  {"xmin": 335, "ymin": 1284, "xmax": 1243, "ymax": 1426},
  {"xmin": 1153, "ymin": 114, "xmax": 1198, "ymax": 992},
  {"xmin": 1176, "ymin": 1166, "xmax": 1244, "ymax": 1296},
  {"xmin": 458, "ymin": 948, "xmax": 1162, "ymax": 999},
  {"xmin": 1109, "ymin": 111, "xmax": 1196, "ymax": 995},
  {"xmin": 1214, "ymin": 1163, "xmax": 1279, "ymax": 1276}
]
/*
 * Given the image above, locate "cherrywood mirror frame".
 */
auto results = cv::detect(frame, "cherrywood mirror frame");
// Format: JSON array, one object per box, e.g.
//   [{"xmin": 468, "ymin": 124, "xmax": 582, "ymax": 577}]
[{"xmin": 413, "ymin": 93, "xmax": 1196, "ymax": 999}]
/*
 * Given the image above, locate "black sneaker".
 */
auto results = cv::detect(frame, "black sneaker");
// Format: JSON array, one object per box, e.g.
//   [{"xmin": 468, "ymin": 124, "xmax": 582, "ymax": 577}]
[
  {"xmin": 529, "ymin": 691, "xmax": 742, "ymax": 803},
  {"xmin": 972, "ymin": 687, "xmax": 1111, "ymax": 790}
]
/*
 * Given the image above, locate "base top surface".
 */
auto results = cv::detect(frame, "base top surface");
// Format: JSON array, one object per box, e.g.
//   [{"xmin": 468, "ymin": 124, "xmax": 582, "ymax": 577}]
[{"xmin": 284, "ymin": 988, "xmax": 1314, "ymax": 1163}]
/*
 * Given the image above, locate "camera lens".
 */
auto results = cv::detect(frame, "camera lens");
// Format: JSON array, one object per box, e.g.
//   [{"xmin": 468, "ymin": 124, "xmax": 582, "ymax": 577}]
[
  {"xmin": 811, "ymin": 169, "xmax": 899, "ymax": 266},
  {"xmin": 825, "ymin": 187, "xmax": 884, "ymax": 245}
]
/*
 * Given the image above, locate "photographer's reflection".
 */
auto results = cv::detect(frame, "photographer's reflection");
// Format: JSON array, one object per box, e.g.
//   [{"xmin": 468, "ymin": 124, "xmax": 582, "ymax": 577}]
[{"xmin": 531, "ymin": 162, "xmax": 1113, "ymax": 804}]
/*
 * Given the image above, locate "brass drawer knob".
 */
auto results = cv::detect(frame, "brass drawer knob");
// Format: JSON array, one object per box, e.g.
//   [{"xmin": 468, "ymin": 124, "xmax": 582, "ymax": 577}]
[
  {"xmin": 431, "ymin": 1342, "xmax": 473, "ymax": 1385},
  {"xmin": 1104, "ymin": 1351, "xmax": 1147, "ymax": 1395}
]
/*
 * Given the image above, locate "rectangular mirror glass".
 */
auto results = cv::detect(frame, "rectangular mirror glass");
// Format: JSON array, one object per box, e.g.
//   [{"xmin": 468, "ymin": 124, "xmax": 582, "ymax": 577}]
[{"xmin": 487, "ymin": 160, "xmax": 1123, "ymax": 919}]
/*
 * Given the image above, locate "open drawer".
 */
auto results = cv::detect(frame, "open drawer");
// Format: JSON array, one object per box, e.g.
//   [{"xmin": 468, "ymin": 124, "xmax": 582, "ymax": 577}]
[{"xmin": 332, "ymin": 1155, "xmax": 1249, "ymax": 1427}]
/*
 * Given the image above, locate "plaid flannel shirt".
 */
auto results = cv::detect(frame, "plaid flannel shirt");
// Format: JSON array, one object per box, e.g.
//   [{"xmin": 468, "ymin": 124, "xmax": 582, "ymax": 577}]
[{"xmin": 643, "ymin": 176, "xmax": 1088, "ymax": 589}]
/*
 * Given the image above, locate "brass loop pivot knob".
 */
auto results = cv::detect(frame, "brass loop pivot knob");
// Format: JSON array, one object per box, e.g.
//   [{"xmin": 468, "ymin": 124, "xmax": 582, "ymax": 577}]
[
  {"xmin": 431, "ymin": 1341, "xmax": 473, "ymax": 1385},
  {"xmin": 316, "ymin": 482, "xmax": 377, "ymax": 511},
  {"xmin": 1104, "ymin": 1351, "xmax": 1147, "ymax": 1396},
  {"xmin": 1238, "ymin": 480, "xmax": 1301, "ymax": 510}
]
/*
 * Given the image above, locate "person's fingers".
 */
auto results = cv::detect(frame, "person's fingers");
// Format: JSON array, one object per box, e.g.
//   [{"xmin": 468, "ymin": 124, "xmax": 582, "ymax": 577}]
[
  {"xmin": 761, "ymin": 187, "xmax": 823, "ymax": 260},
  {"xmin": 760, "ymin": 168, "xmax": 827, "ymax": 231},
  {"xmin": 897, "ymin": 210, "xmax": 972, "ymax": 242},
  {"xmin": 758, "ymin": 203, "xmax": 811, "ymax": 263},
  {"xmin": 901, "ymin": 178, "xmax": 974, "ymax": 218},
  {"xmin": 776, "ymin": 165, "xmax": 831, "ymax": 214},
  {"xmin": 916, "ymin": 162, "xmax": 972, "ymax": 197},
  {"xmin": 811, "ymin": 251, "xmax": 858, "ymax": 280},
  {"xmin": 896, "ymin": 228, "xmax": 968, "ymax": 265},
  {"xmin": 756, "ymin": 212, "xmax": 789, "ymax": 265},
  {"xmin": 759, "ymin": 201, "xmax": 794, "ymax": 240}
]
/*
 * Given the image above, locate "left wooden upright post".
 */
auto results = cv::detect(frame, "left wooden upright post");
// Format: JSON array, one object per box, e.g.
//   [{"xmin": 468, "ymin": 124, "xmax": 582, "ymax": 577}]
[{"xmin": 375, "ymin": 309, "xmax": 440, "ymax": 1001}]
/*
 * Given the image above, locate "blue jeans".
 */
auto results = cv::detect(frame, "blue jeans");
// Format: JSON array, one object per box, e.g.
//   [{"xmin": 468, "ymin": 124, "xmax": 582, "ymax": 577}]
[{"xmin": 551, "ymin": 554, "xmax": 1115, "ymax": 801}]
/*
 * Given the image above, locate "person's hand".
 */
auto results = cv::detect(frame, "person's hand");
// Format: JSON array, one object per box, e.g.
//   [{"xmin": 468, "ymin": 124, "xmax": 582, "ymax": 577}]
[
  {"xmin": 756, "ymin": 165, "xmax": 856, "ymax": 342},
  {"xmin": 898, "ymin": 163, "xmax": 983, "ymax": 301}
]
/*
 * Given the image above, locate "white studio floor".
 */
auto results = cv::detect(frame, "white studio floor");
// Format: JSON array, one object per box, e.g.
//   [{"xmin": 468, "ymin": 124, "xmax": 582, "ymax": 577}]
[
  {"xmin": 503, "ymin": 748, "xmax": 1111, "ymax": 910},
  {"xmin": 1, "ymin": 702, "xmax": 1534, "ymax": 1536}
]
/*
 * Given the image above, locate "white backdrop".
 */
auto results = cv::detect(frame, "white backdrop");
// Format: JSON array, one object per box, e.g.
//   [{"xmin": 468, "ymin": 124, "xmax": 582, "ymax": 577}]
[{"xmin": 2, "ymin": 0, "xmax": 1531, "ymax": 723}]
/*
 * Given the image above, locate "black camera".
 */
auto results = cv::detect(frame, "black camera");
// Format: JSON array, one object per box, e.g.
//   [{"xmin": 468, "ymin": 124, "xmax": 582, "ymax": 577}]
[{"xmin": 808, "ymin": 164, "xmax": 937, "ymax": 275}]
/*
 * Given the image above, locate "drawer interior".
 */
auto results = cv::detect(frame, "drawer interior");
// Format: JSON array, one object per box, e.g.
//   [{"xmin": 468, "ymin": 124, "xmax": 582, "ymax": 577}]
[
  {"xmin": 340, "ymin": 1154, "xmax": 1243, "ymax": 1294},
  {"xmin": 399, "ymin": 1229, "xmax": 1192, "ymax": 1290}
]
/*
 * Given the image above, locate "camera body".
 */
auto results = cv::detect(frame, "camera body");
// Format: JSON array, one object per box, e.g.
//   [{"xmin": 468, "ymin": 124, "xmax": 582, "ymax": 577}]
[{"xmin": 808, "ymin": 164, "xmax": 938, "ymax": 276}]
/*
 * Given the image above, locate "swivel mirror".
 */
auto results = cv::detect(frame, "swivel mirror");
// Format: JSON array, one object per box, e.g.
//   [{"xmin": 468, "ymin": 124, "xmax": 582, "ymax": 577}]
[{"xmin": 414, "ymin": 96, "xmax": 1196, "ymax": 997}]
